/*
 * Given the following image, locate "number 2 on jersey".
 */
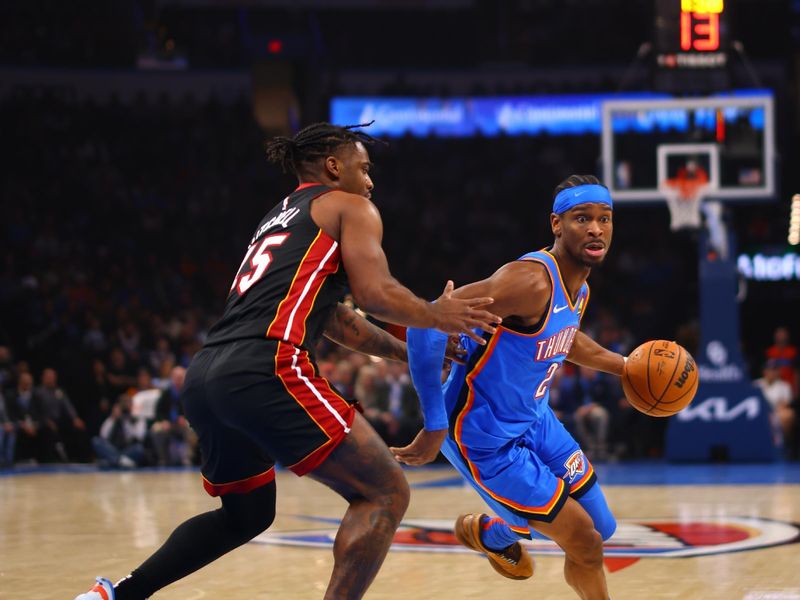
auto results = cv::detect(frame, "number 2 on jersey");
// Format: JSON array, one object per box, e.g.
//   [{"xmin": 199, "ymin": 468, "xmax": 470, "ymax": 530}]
[
  {"xmin": 231, "ymin": 233, "xmax": 290, "ymax": 296},
  {"xmin": 534, "ymin": 362, "xmax": 560, "ymax": 399}
]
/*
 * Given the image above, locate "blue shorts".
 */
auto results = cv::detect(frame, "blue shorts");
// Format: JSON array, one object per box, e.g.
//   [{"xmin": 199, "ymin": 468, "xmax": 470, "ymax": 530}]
[{"xmin": 442, "ymin": 405, "xmax": 597, "ymax": 533}]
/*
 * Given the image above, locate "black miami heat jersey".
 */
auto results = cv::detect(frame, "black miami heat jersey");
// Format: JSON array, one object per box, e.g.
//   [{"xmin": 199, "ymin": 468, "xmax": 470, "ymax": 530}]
[{"xmin": 205, "ymin": 183, "xmax": 348, "ymax": 351}]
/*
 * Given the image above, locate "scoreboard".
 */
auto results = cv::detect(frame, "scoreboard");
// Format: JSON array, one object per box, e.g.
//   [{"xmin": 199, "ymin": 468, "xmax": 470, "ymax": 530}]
[{"xmin": 655, "ymin": 0, "xmax": 729, "ymax": 70}]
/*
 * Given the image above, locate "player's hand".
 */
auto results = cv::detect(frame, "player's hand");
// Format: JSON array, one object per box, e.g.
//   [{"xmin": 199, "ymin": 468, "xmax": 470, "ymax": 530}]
[
  {"xmin": 445, "ymin": 334, "xmax": 467, "ymax": 365},
  {"xmin": 390, "ymin": 429, "xmax": 447, "ymax": 466},
  {"xmin": 432, "ymin": 280, "xmax": 500, "ymax": 345}
]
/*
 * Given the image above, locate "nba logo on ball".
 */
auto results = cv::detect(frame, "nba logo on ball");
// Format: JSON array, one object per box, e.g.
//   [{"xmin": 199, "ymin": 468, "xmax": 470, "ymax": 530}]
[{"xmin": 622, "ymin": 340, "xmax": 700, "ymax": 416}]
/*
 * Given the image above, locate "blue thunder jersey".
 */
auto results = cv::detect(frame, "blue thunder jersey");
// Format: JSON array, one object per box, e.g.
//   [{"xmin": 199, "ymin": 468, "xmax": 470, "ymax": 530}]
[
  {"xmin": 407, "ymin": 248, "xmax": 605, "ymax": 525},
  {"xmin": 443, "ymin": 249, "xmax": 590, "ymax": 443}
]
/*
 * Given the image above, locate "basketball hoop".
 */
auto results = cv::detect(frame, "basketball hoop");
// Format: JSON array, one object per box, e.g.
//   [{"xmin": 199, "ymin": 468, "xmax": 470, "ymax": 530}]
[
  {"xmin": 662, "ymin": 178, "xmax": 707, "ymax": 231},
  {"xmin": 654, "ymin": 143, "xmax": 718, "ymax": 232}
]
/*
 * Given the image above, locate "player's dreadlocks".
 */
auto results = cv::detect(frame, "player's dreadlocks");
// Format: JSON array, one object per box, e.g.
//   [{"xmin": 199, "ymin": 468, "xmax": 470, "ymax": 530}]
[
  {"xmin": 553, "ymin": 174, "xmax": 606, "ymax": 199},
  {"xmin": 265, "ymin": 122, "xmax": 382, "ymax": 175}
]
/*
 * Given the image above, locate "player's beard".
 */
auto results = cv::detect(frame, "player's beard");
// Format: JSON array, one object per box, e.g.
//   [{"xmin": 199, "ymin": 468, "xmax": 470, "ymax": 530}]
[
  {"xmin": 581, "ymin": 253, "xmax": 606, "ymax": 268},
  {"xmin": 567, "ymin": 243, "xmax": 605, "ymax": 269}
]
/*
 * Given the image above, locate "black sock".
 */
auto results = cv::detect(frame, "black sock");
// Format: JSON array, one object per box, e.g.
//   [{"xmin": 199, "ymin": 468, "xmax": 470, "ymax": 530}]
[{"xmin": 115, "ymin": 483, "xmax": 276, "ymax": 600}]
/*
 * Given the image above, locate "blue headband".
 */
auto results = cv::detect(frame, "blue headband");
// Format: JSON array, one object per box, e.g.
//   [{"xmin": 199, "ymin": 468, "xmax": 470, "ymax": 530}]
[{"xmin": 553, "ymin": 184, "xmax": 613, "ymax": 215}]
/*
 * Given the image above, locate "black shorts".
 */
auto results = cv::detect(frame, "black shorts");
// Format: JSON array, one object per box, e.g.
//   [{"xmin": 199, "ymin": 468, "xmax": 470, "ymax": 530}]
[{"xmin": 182, "ymin": 338, "xmax": 356, "ymax": 496}]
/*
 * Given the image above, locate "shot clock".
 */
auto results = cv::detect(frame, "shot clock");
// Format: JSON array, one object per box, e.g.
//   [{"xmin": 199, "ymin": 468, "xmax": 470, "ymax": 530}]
[{"xmin": 655, "ymin": 0, "xmax": 729, "ymax": 70}]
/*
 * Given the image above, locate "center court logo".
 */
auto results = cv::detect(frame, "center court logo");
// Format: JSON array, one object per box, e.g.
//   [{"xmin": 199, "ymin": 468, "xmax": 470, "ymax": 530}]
[{"xmin": 252, "ymin": 516, "xmax": 800, "ymax": 572}]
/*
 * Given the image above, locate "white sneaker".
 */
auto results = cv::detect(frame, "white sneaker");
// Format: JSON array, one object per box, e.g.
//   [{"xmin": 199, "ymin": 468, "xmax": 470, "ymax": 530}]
[
  {"xmin": 74, "ymin": 577, "xmax": 115, "ymax": 600},
  {"xmin": 118, "ymin": 455, "xmax": 136, "ymax": 469}
]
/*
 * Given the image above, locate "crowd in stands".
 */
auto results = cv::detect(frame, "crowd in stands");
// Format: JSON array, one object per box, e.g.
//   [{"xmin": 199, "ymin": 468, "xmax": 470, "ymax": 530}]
[
  {"xmin": 0, "ymin": 1, "xmax": 652, "ymax": 70},
  {"xmin": 3, "ymin": 1, "xmax": 787, "ymax": 72},
  {"xmin": 0, "ymin": 354, "xmax": 195, "ymax": 468},
  {"xmin": 1, "ymin": 327, "xmax": 796, "ymax": 469},
  {"xmin": 0, "ymin": 331, "xmax": 659, "ymax": 469},
  {"xmin": 755, "ymin": 326, "xmax": 799, "ymax": 459},
  {"xmin": 1, "ymin": 89, "xmax": 797, "ymax": 469}
]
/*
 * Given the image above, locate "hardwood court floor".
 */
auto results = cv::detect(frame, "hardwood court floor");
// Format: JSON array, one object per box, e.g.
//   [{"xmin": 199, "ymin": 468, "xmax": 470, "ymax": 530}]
[{"xmin": 2, "ymin": 464, "xmax": 800, "ymax": 599}]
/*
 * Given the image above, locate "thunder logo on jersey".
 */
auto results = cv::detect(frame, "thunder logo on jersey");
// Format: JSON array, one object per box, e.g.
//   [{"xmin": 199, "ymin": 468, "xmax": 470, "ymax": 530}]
[{"xmin": 535, "ymin": 326, "xmax": 578, "ymax": 361}]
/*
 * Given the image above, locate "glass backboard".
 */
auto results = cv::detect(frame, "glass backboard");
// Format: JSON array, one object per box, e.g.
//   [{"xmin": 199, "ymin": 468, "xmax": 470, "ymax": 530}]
[{"xmin": 601, "ymin": 94, "xmax": 775, "ymax": 203}]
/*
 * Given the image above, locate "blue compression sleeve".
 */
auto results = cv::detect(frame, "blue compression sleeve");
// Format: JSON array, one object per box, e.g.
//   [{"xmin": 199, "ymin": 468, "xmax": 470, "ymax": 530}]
[{"xmin": 406, "ymin": 327, "xmax": 449, "ymax": 431}]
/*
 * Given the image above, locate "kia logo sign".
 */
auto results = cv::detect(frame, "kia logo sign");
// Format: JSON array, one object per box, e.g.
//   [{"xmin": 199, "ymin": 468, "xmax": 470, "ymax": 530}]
[{"xmin": 677, "ymin": 397, "xmax": 760, "ymax": 422}]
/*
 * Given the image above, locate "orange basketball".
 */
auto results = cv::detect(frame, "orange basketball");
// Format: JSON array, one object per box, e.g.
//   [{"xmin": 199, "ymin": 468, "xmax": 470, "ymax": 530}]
[{"xmin": 622, "ymin": 340, "xmax": 699, "ymax": 417}]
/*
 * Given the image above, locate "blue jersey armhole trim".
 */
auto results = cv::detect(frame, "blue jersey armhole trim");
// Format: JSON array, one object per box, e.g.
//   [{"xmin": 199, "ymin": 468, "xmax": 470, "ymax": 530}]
[{"xmin": 511, "ymin": 256, "xmax": 555, "ymax": 337}]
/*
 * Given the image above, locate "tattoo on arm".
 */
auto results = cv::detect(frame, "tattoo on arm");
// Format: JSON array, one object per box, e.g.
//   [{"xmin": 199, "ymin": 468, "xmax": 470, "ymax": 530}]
[
  {"xmin": 324, "ymin": 303, "xmax": 408, "ymax": 362},
  {"xmin": 341, "ymin": 313, "xmax": 360, "ymax": 338}
]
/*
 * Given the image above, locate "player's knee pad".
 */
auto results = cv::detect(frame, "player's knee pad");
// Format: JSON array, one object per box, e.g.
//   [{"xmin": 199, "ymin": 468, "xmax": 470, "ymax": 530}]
[
  {"xmin": 575, "ymin": 484, "xmax": 617, "ymax": 541},
  {"xmin": 221, "ymin": 480, "xmax": 277, "ymax": 537}
]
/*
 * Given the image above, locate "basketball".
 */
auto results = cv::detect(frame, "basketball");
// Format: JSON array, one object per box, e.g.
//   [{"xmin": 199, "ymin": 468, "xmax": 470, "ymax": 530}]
[{"xmin": 622, "ymin": 340, "xmax": 699, "ymax": 417}]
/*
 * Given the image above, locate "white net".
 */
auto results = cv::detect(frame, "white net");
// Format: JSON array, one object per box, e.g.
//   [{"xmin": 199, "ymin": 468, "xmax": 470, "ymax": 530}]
[{"xmin": 662, "ymin": 183, "xmax": 706, "ymax": 231}]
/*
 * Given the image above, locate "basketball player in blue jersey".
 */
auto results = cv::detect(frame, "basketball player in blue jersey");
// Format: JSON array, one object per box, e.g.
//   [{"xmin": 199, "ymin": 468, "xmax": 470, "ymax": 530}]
[
  {"xmin": 74, "ymin": 123, "xmax": 500, "ymax": 600},
  {"xmin": 393, "ymin": 175, "xmax": 624, "ymax": 600}
]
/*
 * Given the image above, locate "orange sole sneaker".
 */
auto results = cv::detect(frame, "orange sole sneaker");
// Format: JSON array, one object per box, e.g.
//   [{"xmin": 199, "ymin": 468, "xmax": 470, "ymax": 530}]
[{"xmin": 454, "ymin": 513, "xmax": 534, "ymax": 580}]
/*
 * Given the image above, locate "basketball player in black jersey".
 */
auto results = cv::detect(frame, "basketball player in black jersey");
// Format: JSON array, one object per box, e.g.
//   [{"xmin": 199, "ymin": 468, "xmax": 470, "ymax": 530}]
[{"xmin": 75, "ymin": 122, "xmax": 500, "ymax": 600}]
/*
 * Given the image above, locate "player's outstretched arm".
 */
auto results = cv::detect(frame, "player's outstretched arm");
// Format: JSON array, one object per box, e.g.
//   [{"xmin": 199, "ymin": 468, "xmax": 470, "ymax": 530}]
[
  {"xmin": 448, "ymin": 260, "xmax": 552, "ymax": 323},
  {"xmin": 337, "ymin": 194, "xmax": 500, "ymax": 344},
  {"xmin": 323, "ymin": 303, "xmax": 466, "ymax": 364},
  {"xmin": 323, "ymin": 303, "xmax": 407, "ymax": 362},
  {"xmin": 567, "ymin": 330, "xmax": 626, "ymax": 376}
]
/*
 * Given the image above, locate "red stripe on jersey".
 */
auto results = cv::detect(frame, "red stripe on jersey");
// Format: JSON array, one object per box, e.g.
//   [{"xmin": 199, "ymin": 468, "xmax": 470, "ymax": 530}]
[
  {"xmin": 266, "ymin": 230, "xmax": 341, "ymax": 345},
  {"xmin": 275, "ymin": 342, "xmax": 354, "ymax": 475},
  {"xmin": 202, "ymin": 467, "xmax": 276, "ymax": 497},
  {"xmin": 295, "ymin": 182, "xmax": 322, "ymax": 191},
  {"xmin": 288, "ymin": 238, "xmax": 341, "ymax": 343}
]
